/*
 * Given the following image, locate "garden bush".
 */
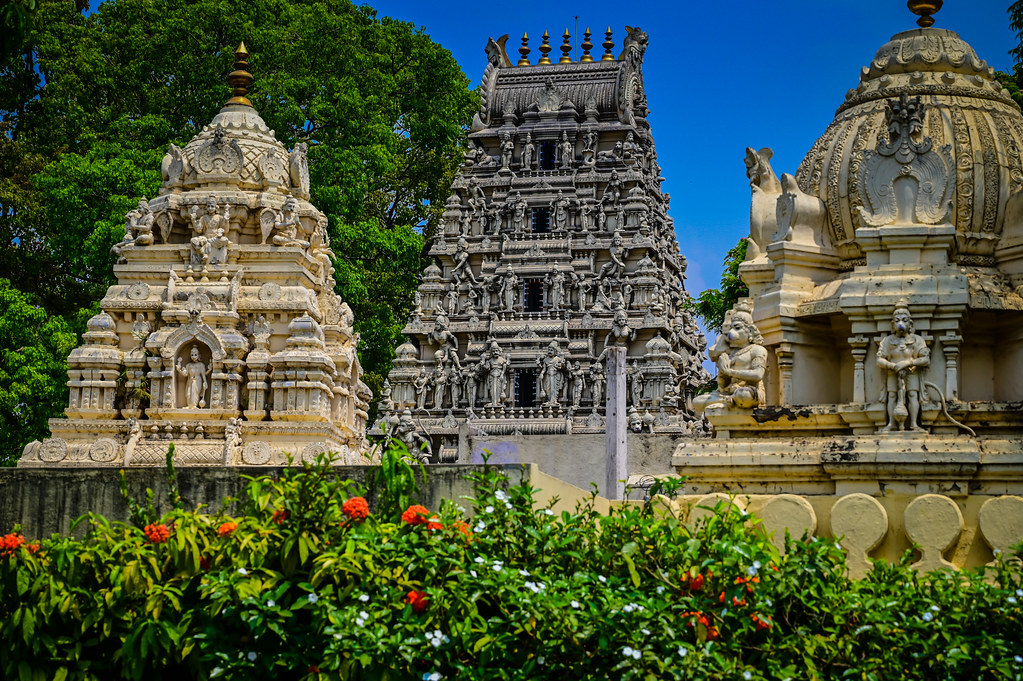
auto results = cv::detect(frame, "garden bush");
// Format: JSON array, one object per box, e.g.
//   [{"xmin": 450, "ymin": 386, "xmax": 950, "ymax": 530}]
[{"xmin": 2, "ymin": 444, "xmax": 1022, "ymax": 681}]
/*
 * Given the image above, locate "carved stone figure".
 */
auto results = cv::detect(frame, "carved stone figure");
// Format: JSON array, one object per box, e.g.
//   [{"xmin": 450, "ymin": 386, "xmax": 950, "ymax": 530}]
[
  {"xmin": 876, "ymin": 302, "xmax": 930, "ymax": 432},
  {"xmin": 627, "ymin": 362, "xmax": 645, "ymax": 406},
  {"xmin": 289, "ymin": 142, "xmax": 310, "ymax": 197},
  {"xmin": 451, "ymin": 237, "xmax": 477, "ymax": 284},
  {"xmin": 546, "ymin": 270, "xmax": 567, "ymax": 311},
  {"xmin": 537, "ymin": 341, "xmax": 567, "ymax": 407},
  {"xmin": 499, "ymin": 270, "xmax": 519, "ymax": 312},
  {"xmin": 511, "ymin": 193, "xmax": 528, "ymax": 234},
  {"xmin": 521, "ymin": 132, "xmax": 535, "ymax": 171},
  {"xmin": 272, "ymin": 197, "xmax": 307, "ymax": 247},
  {"xmin": 570, "ymin": 361, "xmax": 586, "ymax": 409},
  {"xmin": 550, "ymin": 191, "xmax": 573, "ymax": 231},
  {"xmin": 695, "ymin": 300, "xmax": 767, "ymax": 411},
  {"xmin": 445, "ymin": 283, "xmax": 460, "ymax": 316},
  {"xmin": 413, "ymin": 369, "xmax": 430, "ymax": 410},
  {"xmin": 485, "ymin": 341, "xmax": 510, "ymax": 406},
  {"xmin": 189, "ymin": 195, "xmax": 230, "ymax": 269},
  {"xmin": 598, "ymin": 231, "xmax": 628, "ymax": 281},
  {"xmin": 501, "ymin": 131, "xmax": 514, "ymax": 170},
  {"xmin": 589, "ymin": 360, "xmax": 606, "ymax": 406},
  {"xmin": 605, "ymin": 308, "xmax": 636, "ymax": 348},
  {"xmin": 744, "ymin": 147, "xmax": 781, "ymax": 260},
  {"xmin": 559, "ymin": 131, "xmax": 574, "ymax": 169},
  {"xmin": 176, "ymin": 346, "xmax": 211, "ymax": 409},
  {"xmin": 131, "ymin": 198, "xmax": 155, "ymax": 246}
]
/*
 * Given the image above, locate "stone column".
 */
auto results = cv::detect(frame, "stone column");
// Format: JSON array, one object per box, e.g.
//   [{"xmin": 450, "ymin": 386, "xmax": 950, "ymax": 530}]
[
  {"xmin": 776, "ymin": 342, "xmax": 794, "ymax": 405},
  {"xmin": 849, "ymin": 336, "xmax": 869, "ymax": 403},
  {"xmin": 605, "ymin": 346, "xmax": 627, "ymax": 500},
  {"xmin": 939, "ymin": 332, "xmax": 961, "ymax": 400}
]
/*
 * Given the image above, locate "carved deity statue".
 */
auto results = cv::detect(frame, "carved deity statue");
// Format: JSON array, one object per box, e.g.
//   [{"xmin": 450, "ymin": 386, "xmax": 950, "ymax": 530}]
[
  {"xmin": 559, "ymin": 131, "xmax": 574, "ymax": 169},
  {"xmin": 570, "ymin": 361, "xmax": 586, "ymax": 409},
  {"xmin": 589, "ymin": 360, "xmax": 606, "ymax": 407},
  {"xmin": 536, "ymin": 341, "xmax": 567, "ymax": 407},
  {"xmin": 176, "ymin": 346, "xmax": 211, "ymax": 409},
  {"xmin": 485, "ymin": 341, "xmax": 510, "ymax": 406},
  {"xmin": 510, "ymin": 192, "xmax": 528, "ymax": 235},
  {"xmin": 601, "ymin": 170, "xmax": 622, "ymax": 206},
  {"xmin": 413, "ymin": 369, "xmax": 430, "ymax": 411},
  {"xmin": 744, "ymin": 147, "xmax": 782, "ymax": 260},
  {"xmin": 876, "ymin": 302, "xmax": 930, "ymax": 432},
  {"xmin": 546, "ymin": 270, "xmax": 567, "ymax": 311},
  {"xmin": 549, "ymin": 191, "xmax": 573, "ymax": 231},
  {"xmin": 272, "ymin": 197, "xmax": 308, "ymax": 247},
  {"xmin": 451, "ymin": 237, "xmax": 477, "ymax": 284},
  {"xmin": 500, "ymin": 132, "xmax": 514, "ymax": 170},
  {"xmin": 429, "ymin": 314, "xmax": 460, "ymax": 364},
  {"xmin": 598, "ymin": 231, "xmax": 628, "ymax": 281},
  {"xmin": 395, "ymin": 409, "xmax": 432, "ymax": 462},
  {"xmin": 695, "ymin": 300, "xmax": 767, "ymax": 411},
  {"xmin": 521, "ymin": 132, "xmax": 535, "ymax": 171},
  {"xmin": 467, "ymin": 177, "xmax": 487, "ymax": 221},
  {"xmin": 189, "ymin": 195, "xmax": 230, "ymax": 269},
  {"xmin": 499, "ymin": 270, "xmax": 519, "ymax": 313},
  {"xmin": 604, "ymin": 308, "xmax": 636, "ymax": 349}
]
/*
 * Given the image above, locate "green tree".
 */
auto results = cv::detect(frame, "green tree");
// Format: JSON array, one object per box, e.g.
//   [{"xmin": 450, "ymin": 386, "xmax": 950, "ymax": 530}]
[
  {"xmin": 692, "ymin": 237, "xmax": 749, "ymax": 332},
  {"xmin": 0, "ymin": 278, "xmax": 76, "ymax": 466},
  {"xmin": 0, "ymin": 0, "xmax": 477, "ymax": 449}
]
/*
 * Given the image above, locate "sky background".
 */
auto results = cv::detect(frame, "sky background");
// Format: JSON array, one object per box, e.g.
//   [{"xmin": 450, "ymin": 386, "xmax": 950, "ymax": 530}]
[{"xmin": 370, "ymin": 0, "xmax": 1018, "ymax": 302}]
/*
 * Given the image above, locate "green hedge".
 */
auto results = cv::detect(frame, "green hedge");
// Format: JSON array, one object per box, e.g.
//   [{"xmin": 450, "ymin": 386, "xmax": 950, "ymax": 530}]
[{"xmin": 2, "ymin": 446, "xmax": 1022, "ymax": 680}]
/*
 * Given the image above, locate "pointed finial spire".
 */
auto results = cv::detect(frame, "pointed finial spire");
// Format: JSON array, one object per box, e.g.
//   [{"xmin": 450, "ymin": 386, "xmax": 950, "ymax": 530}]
[
  {"xmin": 601, "ymin": 27, "xmax": 615, "ymax": 61},
  {"xmin": 580, "ymin": 27, "xmax": 594, "ymax": 62},
  {"xmin": 518, "ymin": 32, "xmax": 531, "ymax": 65},
  {"xmin": 225, "ymin": 42, "xmax": 254, "ymax": 107},
  {"xmin": 907, "ymin": 0, "xmax": 942, "ymax": 27},
  {"xmin": 538, "ymin": 30, "xmax": 552, "ymax": 64},
  {"xmin": 559, "ymin": 29, "xmax": 572, "ymax": 63}
]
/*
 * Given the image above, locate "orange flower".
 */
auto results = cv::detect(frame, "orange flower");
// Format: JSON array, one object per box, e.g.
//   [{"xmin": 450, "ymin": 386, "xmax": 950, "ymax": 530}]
[
  {"xmin": 405, "ymin": 589, "xmax": 429, "ymax": 613},
  {"xmin": 401, "ymin": 505, "xmax": 429, "ymax": 525},
  {"xmin": 26, "ymin": 543, "xmax": 40, "ymax": 554},
  {"xmin": 426, "ymin": 516, "xmax": 443, "ymax": 531},
  {"xmin": 719, "ymin": 591, "xmax": 726, "ymax": 603},
  {"xmin": 453, "ymin": 521, "xmax": 471, "ymax": 538},
  {"xmin": 144, "ymin": 523, "xmax": 170, "ymax": 544},
  {"xmin": 751, "ymin": 614, "xmax": 772, "ymax": 630},
  {"xmin": 707, "ymin": 626, "xmax": 720, "ymax": 640},
  {"xmin": 681, "ymin": 572, "xmax": 705, "ymax": 592},
  {"xmin": 0, "ymin": 533, "xmax": 26, "ymax": 557},
  {"xmin": 218, "ymin": 521, "xmax": 238, "ymax": 537},
  {"xmin": 343, "ymin": 497, "xmax": 370, "ymax": 521},
  {"xmin": 272, "ymin": 509, "xmax": 289, "ymax": 525}
]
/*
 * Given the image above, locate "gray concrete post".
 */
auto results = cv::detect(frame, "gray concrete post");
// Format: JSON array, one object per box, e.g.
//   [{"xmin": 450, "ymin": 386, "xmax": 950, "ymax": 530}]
[{"xmin": 605, "ymin": 346, "xmax": 627, "ymax": 499}]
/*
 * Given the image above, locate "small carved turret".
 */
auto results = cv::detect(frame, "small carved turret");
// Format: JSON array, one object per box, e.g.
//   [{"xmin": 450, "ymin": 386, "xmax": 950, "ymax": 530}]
[
  {"xmin": 226, "ymin": 42, "xmax": 254, "ymax": 107},
  {"xmin": 601, "ymin": 27, "xmax": 615, "ymax": 61},
  {"xmin": 518, "ymin": 32, "xmax": 530, "ymax": 65},
  {"xmin": 538, "ymin": 30, "xmax": 552, "ymax": 64},
  {"xmin": 580, "ymin": 27, "xmax": 593, "ymax": 62},
  {"xmin": 559, "ymin": 29, "xmax": 572, "ymax": 63}
]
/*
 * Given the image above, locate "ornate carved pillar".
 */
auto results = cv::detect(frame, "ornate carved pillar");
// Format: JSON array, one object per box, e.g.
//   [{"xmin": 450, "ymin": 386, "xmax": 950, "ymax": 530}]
[
  {"xmin": 939, "ymin": 332, "xmax": 962, "ymax": 400},
  {"xmin": 776, "ymin": 342, "xmax": 794, "ymax": 405},
  {"xmin": 849, "ymin": 336, "xmax": 870, "ymax": 403}
]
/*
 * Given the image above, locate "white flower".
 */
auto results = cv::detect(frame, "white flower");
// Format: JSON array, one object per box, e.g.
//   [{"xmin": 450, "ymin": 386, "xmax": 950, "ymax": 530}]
[
  {"xmin": 359, "ymin": 594, "xmax": 370, "ymax": 602},
  {"xmin": 457, "ymin": 505, "xmax": 466, "ymax": 514},
  {"xmin": 237, "ymin": 568, "xmax": 249, "ymax": 576},
  {"xmin": 598, "ymin": 575, "xmax": 607, "ymax": 583},
  {"xmin": 740, "ymin": 508, "xmax": 748, "ymax": 516},
  {"xmin": 424, "ymin": 630, "xmax": 449, "ymax": 649},
  {"xmin": 266, "ymin": 599, "xmax": 275, "ymax": 608},
  {"xmin": 922, "ymin": 612, "xmax": 933, "ymax": 622},
  {"xmin": 470, "ymin": 570, "xmax": 477, "ymax": 578},
  {"xmin": 423, "ymin": 673, "xmax": 442, "ymax": 681},
  {"xmin": 1016, "ymin": 589, "xmax": 1022, "ymax": 597},
  {"xmin": 835, "ymin": 542, "xmax": 842, "ymax": 550},
  {"xmin": 570, "ymin": 600, "xmax": 581, "ymax": 609},
  {"xmin": 484, "ymin": 505, "xmax": 494, "ymax": 514},
  {"xmin": 622, "ymin": 646, "xmax": 641, "ymax": 660},
  {"xmin": 505, "ymin": 502, "xmax": 513, "ymax": 510},
  {"xmin": 930, "ymin": 605, "xmax": 940, "ymax": 612},
  {"xmin": 743, "ymin": 672, "xmax": 752, "ymax": 680},
  {"xmin": 475, "ymin": 556, "xmax": 485, "ymax": 564},
  {"xmin": 525, "ymin": 581, "xmax": 542, "ymax": 593},
  {"xmin": 544, "ymin": 508, "xmax": 555, "ymax": 516},
  {"xmin": 656, "ymin": 586, "xmax": 665, "ymax": 594},
  {"xmin": 641, "ymin": 628, "xmax": 650, "ymax": 636},
  {"xmin": 475, "ymin": 521, "xmax": 487, "ymax": 532},
  {"xmin": 493, "ymin": 564, "xmax": 502, "ymax": 572},
  {"xmin": 247, "ymin": 652, "xmax": 257, "ymax": 661},
  {"xmin": 355, "ymin": 611, "xmax": 369, "ymax": 627},
  {"xmin": 1015, "ymin": 655, "xmax": 1023, "ymax": 664},
  {"xmin": 1008, "ymin": 596, "xmax": 1018, "ymax": 605},
  {"xmin": 308, "ymin": 593, "xmax": 319, "ymax": 604},
  {"xmin": 495, "ymin": 490, "xmax": 508, "ymax": 501},
  {"xmin": 677, "ymin": 646, "xmax": 688, "ymax": 658},
  {"xmin": 623, "ymin": 603, "xmax": 644, "ymax": 613},
  {"xmin": 519, "ymin": 569, "xmax": 530, "ymax": 577},
  {"xmin": 537, "ymin": 656, "xmax": 545, "ymax": 665}
]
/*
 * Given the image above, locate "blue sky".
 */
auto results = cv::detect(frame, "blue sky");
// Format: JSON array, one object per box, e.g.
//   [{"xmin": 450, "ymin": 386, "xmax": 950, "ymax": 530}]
[{"xmin": 370, "ymin": 0, "xmax": 1017, "ymax": 298}]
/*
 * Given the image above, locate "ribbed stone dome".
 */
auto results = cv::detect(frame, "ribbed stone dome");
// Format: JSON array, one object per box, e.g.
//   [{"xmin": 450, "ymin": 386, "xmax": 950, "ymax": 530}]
[{"xmin": 795, "ymin": 27, "xmax": 1023, "ymax": 266}]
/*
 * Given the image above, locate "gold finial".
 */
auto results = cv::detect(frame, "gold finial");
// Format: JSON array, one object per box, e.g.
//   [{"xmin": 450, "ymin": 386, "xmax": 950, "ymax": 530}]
[
  {"xmin": 907, "ymin": 0, "xmax": 942, "ymax": 28},
  {"xmin": 538, "ymin": 30, "xmax": 552, "ymax": 64},
  {"xmin": 580, "ymin": 27, "xmax": 594, "ymax": 62},
  {"xmin": 225, "ymin": 42, "xmax": 254, "ymax": 107},
  {"xmin": 601, "ymin": 27, "xmax": 615, "ymax": 61},
  {"xmin": 559, "ymin": 29, "xmax": 572, "ymax": 63},
  {"xmin": 518, "ymin": 32, "xmax": 531, "ymax": 65}
]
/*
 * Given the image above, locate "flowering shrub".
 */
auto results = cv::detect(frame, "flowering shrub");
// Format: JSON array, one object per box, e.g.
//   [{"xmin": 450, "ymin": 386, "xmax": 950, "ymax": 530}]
[
  {"xmin": 1, "ymin": 443, "xmax": 1022, "ymax": 680},
  {"xmin": 217, "ymin": 521, "xmax": 238, "ymax": 537},
  {"xmin": 342, "ymin": 497, "xmax": 369, "ymax": 521}
]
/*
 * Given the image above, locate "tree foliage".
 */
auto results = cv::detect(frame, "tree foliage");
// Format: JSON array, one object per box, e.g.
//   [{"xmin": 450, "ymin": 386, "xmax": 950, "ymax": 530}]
[
  {"xmin": 0, "ymin": 279, "xmax": 77, "ymax": 466},
  {"xmin": 0, "ymin": 0, "xmax": 477, "ymax": 455},
  {"xmin": 692, "ymin": 237, "xmax": 748, "ymax": 332}
]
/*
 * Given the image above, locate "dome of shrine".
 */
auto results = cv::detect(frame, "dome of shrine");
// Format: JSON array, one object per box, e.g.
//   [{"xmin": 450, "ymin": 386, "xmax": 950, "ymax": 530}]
[{"xmin": 795, "ymin": 24, "xmax": 1023, "ymax": 266}]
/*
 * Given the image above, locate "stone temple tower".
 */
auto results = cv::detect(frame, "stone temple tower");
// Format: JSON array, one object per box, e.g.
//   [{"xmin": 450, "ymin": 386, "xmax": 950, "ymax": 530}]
[
  {"xmin": 380, "ymin": 27, "xmax": 708, "ymax": 459},
  {"xmin": 20, "ymin": 45, "xmax": 371, "ymax": 468}
]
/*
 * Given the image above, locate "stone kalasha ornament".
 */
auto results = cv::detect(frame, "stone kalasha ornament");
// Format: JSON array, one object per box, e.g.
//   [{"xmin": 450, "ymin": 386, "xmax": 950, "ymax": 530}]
[
  {"xmin": 695, "ymin": 299, "xmax": 766, "ymax": 411},
  {"xmin": 379, "ymin": 26, "xmax": 706, "ymax": 449},
  {"xmin": 19, "ymin": 44, "xmax": 369, "ymax": 468}
]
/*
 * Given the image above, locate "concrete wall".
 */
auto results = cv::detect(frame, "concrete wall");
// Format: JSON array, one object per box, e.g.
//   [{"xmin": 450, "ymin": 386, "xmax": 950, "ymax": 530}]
[
  {"xmin": 467, "ymin": 432, "xmax": 682, "ymax": 496},
  {"xmin": 1, "ymin": 464, "xmax": 602, "ymax": 540}
]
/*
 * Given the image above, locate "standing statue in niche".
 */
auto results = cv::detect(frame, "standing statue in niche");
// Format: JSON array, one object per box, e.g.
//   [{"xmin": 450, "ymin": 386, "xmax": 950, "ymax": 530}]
[
  {"xmin": 549, "ymin": 191, "xmax": 574, "ymax": 231},
  {"xmin": 521, "ymin": 132, "xmax": 535, "ymax": 172},
  {"xmin": 485, "ymin": 341, "xmax": 510, "ymax": 406},
  {"xmin": 499, "ymin": 270, "xmax": 519, "ymax": 313},
  {"xmin": 510, "ymin": 192, "xmax": 528, "ymax": 235},
  {"xmin": 876, "ymin": 302, "xmax": 930, "ymax": 432},
  {"xmin": 500, "ymin": 131, "xmax": 514, "ymax": 170},
  {"xmin": 694, "ymin": 300, "xmax": 766, "ymax": 411},
  {"xmin": 176, "ymin": 346, "xmax": 211, "ymax": 409},
  {"xmin": 559, "ymin": 131, "xmax": 574, "ymax": 169},
  {"xmin": 589, "ymin": 360, "xmax": 606, "ymax": 407},
  {"xmin": 537, "ymin": 342, "xmax": 567, "ymax": 407},
  {"xmin": 546, "ymin": 270, "xmax": 567, "ymax": 312},
  {"xmin": 570, "ymin": 361, "xmax": 587, "ymax": 409}
]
